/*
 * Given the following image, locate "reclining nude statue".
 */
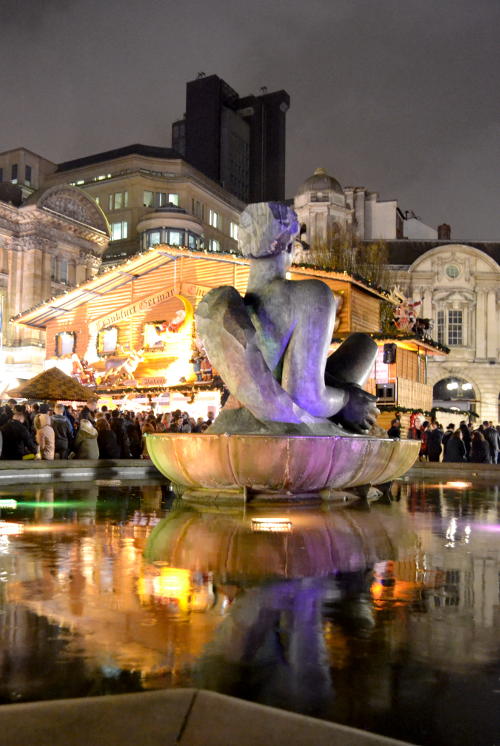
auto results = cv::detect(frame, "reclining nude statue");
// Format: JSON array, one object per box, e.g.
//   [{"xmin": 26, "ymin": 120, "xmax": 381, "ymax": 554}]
[{"xmin": 195, "ymin": 202, "xmax": 380, "ymax": 436}]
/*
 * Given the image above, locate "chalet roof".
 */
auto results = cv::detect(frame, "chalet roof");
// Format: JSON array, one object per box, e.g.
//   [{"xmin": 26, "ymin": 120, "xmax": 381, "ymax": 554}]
[
  {"xmin": 13, "ymin": 245, "xmax": 389, "ymax": 330},
  {"xmin": 8, "ymin": 367, "xmax": 96, "ymax": 401},
  {"xmin": 377, "ymin": 239, "xmax": 500, "ymax": 266},
  {"xmin": 57, "ymin": 144, "xmax": 181, "ymax": 173}
]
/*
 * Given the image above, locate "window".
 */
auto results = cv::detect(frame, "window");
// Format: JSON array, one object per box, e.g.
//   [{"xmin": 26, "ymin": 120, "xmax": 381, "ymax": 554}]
[
  {"xmin": 209, "ymin": 239, "xmax": 220, "ymax": 252},
  {"xmin": 156, "ymin": 192, "xmax": 179, "ymax": 208},
  {"xmin": 448, "ymin": 310, "xmax": 463, "ymax": 346},
  {"xmin": 209, "ymin": 209, "xmax": 219, "ymax": 229},
  {"xmin": 25, "ymin": 165, "xmax": 32, "ymax": 186},
  {"xmin": 436, "ymin": 308, "xmax": 464, "ymax": 346},
  {"xmin": 0, "ymin": 168, "xmax": 3, "ymax": 182},
  {"xmin": 94, "ymin": 173, "xmax": 112, "ymax": 182},
  {"xmin": 143, "ymin": 190, "xmax": 154, "ymax": 207},
  {"xmin": 167, "ymin": 193, "xmax": 179, "ymax": 206},
  {"xmin": 55, "ymin": 331, "xmax": 76, "ymax": 356},
  {"xmin": 108, "ymin": 191, "xmax": 128, "ymax": 210},
  {"xmin": 230, "ymin": 222, "xmax": 239, "ymax": 241},
  {"xmin": 437, "ymin": 310, "xmax": 445, "ymax": 345},
  {"xmin": 169, "ymin": 230, "xmax": 182, "ymax": 246},
  {"xmin": 192, "ymin": 199, "xmax": 204, "ymax": 220},
  {"xmin": 11, "ymin": 164, "xmax": 18, "ymax": 183},
  {"xmin": 58, "ymin": 259, "xmax": 68, "ymax": 284},
  {"xmin": 51, "ymin": 256, "xmax": 57, "ymax": 281},
  {"xmin": 148, "ymin": 230, "xmax": 161, "ymax": 247},
  {"xmin": 97, "ymin": 326, "xmax": 118, "ymax": 355},
  {"xmin": 111, "ymin": 221, "xmax": 128, "ymax": 241}
]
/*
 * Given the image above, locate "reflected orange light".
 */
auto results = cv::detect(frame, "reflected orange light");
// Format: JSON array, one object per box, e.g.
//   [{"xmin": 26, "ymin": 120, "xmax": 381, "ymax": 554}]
[{"xmin": 445, "ymin": 481, "xmax": 472, "ymax": 490}]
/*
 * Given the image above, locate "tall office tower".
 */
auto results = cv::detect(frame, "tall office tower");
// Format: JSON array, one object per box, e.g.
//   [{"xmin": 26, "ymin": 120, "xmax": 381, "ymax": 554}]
[{"xmin": 172, "ymin": 75, "xmax": 290, "ymax": 203}]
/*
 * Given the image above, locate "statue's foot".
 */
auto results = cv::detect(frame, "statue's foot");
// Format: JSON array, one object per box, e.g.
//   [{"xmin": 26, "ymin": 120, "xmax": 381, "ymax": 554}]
[{"xmin": 331, "ymin": 384, "xmax": 380, "ymax": 435}]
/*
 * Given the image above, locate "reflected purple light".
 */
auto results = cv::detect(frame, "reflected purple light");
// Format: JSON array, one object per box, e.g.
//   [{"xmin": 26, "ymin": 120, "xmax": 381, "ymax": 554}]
[{"xmin": 474, "ymin": 523, "xmax": 500, "ymax": 533}]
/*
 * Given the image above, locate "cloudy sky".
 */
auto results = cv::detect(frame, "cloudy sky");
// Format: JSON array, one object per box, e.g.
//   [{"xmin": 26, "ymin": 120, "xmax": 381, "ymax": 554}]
[{"xmin": 1, "ymin": 0, "xmax": 499, "ymax": 238}]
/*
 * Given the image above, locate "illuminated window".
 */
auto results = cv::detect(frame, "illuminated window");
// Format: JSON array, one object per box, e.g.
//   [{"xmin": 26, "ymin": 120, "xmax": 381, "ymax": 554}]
[
  {"xmin": 169, "ymin": 230, "xmax": 182, "ymax": 246},
  {"xmin": 168, "ymin": 193, "xmax": 179, "ymax": 206},
  {"xmin": 230, "ymin": 222, "xmax": 238, "ymax": 240},
  {"xmin": 143, "ymin": 190, "xmax": 154, "ymax": 207},
  {"xmin": 209, "ymin": 209, "xmax": 219, "ymax": 228},
  {"xmin": 108, "ymin": 191, "xmax": 128, "ymax": 210},
  {"xmin": 97, "ymin": 326, "xmax": 118, "ymax": 355},
  {"xmin": 55, "ymin": 331, "xmax": 76, "ymax": 356},
  {"xmin": 111, "ymin": 221, "xmax": 128, "ymax": 241},
  {"xmin": 209, "ymin": 239, "xmax": 220, "ymax": 252},
  {"xmin": 148, "ymin": 230, "xmax": 161, "ymax": 246}
]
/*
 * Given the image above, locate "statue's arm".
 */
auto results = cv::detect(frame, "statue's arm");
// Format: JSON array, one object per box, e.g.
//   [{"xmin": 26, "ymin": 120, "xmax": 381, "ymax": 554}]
[{"xmin": 281, "ymin": 280, "xmax": 348, "ymax": 418}]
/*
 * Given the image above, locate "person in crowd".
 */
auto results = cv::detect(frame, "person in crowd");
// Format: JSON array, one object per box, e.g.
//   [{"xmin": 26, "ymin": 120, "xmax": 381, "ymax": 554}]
[
  {"xmin": 72, "ymin": 418, "xmax": 99, "ymax": 459},
  {"xmin": 192, "ymin": 417, "xmax": 206, "ymax": 433},
  {"xmin": 79, "ymin": 398, "xmax": 98, "ymax": 427},
  {"xmin": 0, "ymin": 405, "xmax": 37, "ymax": 460},
  {"xmin": 427, "ymin": 422, "xmax": 443, "ymax": 462},
  {"xmin": 418, "ymin": 421, "xmax": 429, "ymax": 461},
  {"xmin": 469, "ymin": 430, "xmax": 491, "ymax": 464},
  {"xmin": 141, "ymin": 421, "xmax": 156, "ymax": 458},
  {"xmin": 0, "ymin": 399, "xmax": 17, "ymax": 427},
  {"xmin": 443, "ymin": 429, "xmax": 466, "ymax": 463},
  {"xmin": 482, "ymin": 421, "xmax": 499, "ymax": 464},
  {"xmin": 51, "ymin": 403, "xmax": 73, "ymax": 459},
  {"xmin": 387, "ymin": 418, "xmax": 401, "ymax": 439},
  {"xmin": 95, "ymin": 418, "xmax": 121, "ymax": 459},
  {"xmin": 35, "ymin": 413, "xmax": 55, "ymax": 460},
  {"xmin": 124, "ymin": 412, "xmax": 143, "ymax": 458},
  {"xmin": 459, "ymin": 420, "xmax": 471, "ymax": 459},
  {"xmin": 441, "ymin": 423, "xmax": 455, "ymax": 450},
  {"xmin": 110, "ymin": 410, "xmax": 131, "ymax": 458},
  {"xmin": 168, "ymin": 415, "xmax": 184, "ymax": 433}
]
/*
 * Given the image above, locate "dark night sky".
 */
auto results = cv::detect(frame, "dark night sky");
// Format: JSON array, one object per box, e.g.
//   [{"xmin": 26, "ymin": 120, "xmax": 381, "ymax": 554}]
[{"xmin": 1, "ymin": 0, "xmax": 499, "ymax": 239}]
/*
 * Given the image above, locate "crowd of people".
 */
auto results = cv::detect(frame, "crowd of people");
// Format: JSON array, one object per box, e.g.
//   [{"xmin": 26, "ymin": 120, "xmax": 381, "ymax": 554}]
[
  {"xmin": 0, "ymin": 398, "xmax": 215, "ymax": 461},
  {"xmin": 387, "ymin": 416, "xmax": 500, "ymax": 464}
]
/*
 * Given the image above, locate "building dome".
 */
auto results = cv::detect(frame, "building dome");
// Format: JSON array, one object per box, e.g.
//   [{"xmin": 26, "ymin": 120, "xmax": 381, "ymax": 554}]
[{"xmin": 297, "ymin": 167, "xmax": 343, "ymax": 197}]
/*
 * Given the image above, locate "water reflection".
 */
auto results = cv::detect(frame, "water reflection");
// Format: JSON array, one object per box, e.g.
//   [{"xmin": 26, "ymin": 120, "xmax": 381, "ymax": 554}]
[{"xmin": 0, "ymin": 480, "xmax": 498, "ymax": 745}]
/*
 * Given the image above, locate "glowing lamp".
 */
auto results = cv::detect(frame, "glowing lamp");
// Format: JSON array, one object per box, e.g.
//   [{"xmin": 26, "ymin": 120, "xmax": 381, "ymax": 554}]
[{"xmin": 251, "ymin": 518, "xmax": 292, "ymax": 533}]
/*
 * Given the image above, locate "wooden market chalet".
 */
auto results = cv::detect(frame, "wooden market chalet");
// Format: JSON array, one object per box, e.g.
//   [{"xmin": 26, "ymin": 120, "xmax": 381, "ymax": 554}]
[{"xmin": 13, "ymin": 244, "xmax": 447, "ymax": 425}]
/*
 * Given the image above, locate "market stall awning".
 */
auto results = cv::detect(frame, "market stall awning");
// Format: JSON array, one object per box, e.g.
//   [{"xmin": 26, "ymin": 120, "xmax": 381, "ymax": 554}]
[{"xmin": 7, "ymin": 367, "xmax": 97, "ymax": 402}]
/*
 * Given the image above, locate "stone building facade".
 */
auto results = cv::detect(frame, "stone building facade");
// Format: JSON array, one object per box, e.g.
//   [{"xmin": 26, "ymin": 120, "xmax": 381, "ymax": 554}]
[
  {"xmin": 0, "ymin": 184, "xmax": 109, "ymax": 389},
  {"xmin": 389, "ymin": 242, "xmax": 500, "ymax": 422}
]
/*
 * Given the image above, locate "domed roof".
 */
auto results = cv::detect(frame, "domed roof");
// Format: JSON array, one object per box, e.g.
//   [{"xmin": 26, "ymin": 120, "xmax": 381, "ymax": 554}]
[{"xmin": 297, "ymin": 167, "xmax": 343, "ymax": 196}]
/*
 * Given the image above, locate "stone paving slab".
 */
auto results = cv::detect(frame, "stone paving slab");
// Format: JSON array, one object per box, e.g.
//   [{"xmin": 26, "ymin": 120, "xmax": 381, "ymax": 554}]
[{"xmin": 0, "ymin": 689, "xmax": 413, "ymax": 746}]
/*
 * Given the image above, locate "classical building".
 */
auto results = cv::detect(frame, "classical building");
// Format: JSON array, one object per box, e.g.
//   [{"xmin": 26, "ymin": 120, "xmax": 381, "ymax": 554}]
[
  {"xmin": 387, "ymin": 240, "xmax": 500, "ymax": 422},
  {"xmin": 294, "ymin": 167, "xmax": 439, "ymax": 248},
  {"xmin": 0, "ymin": 183, "xmax": 109, "ymax": 390},
  {"xmin": 172, "ymin": 74, "xmax": 289, "ymax": 203},
  {"xmin": 33, "ymin": 144, "xmax": 245, "ymax": 266}
]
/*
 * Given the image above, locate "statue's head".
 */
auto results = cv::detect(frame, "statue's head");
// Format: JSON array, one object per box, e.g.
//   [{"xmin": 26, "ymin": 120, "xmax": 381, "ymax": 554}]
[{"xmin": 239, "ymin": 202, "xmax": 299, "ymax": 259}]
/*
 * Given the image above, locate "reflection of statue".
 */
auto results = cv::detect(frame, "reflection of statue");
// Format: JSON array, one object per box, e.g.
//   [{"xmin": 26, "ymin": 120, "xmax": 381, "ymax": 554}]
[{"xmin": 196, "ymin": 203, "xmax": 379, "ymax": 435}]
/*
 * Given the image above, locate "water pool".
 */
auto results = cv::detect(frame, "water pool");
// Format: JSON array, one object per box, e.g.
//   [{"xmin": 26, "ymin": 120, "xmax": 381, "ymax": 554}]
[{"xmin": 0, "ymin": 477, "xmax": 498, "ymax": 745}]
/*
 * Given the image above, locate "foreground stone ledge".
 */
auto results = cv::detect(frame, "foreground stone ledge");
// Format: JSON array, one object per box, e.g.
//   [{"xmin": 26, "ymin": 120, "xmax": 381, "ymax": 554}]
[
  {"xmin": 0, "ymin": 688, "xmax": 413, "ymax": 746},
  {"xmin": 0, "ymin": 458, "xmax": 161, "ymax": 482}
]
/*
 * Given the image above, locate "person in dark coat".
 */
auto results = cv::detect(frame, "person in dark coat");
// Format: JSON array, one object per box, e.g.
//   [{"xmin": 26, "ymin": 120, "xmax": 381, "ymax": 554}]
[
  {"xmin": 482, "ymin": 421, "xmax": 499, "ymax": 464},
  {"xmin": 95, "ymin": 418, "xmax": 121, "ymax": 459},
  {"xmin": 427, "ymin": 423, "xmax": 443, "ymax": 462},
  {"xmin": 110, "ymin": 411, "xmax": 131, "ymax": 458},
  {"xmin": 0, "ymin": 399, "xmax": 17, "ymax": 428},
  {"xmin": 441, "ymin": 423, "xmax": 455, "ymax": 450},
  {"xmin": 459, "ymin": 421, "xmax": 471, "ymax": 459},
  {"xmin": 0, "ymin": 406, "xmax": 37, "ymax": 459},
  {"xmin": 387, "ymin": 418, "xmax": 401, "ymax": 439},
  {"xmin": 443, "ymin": 429, "xmax": 466, "ymax": 463},
  {"xmin": 51, "ymin": 403, "xmax": 73, "ymax": 459},
  {"xmin": 469, "ymin": 431, "xmax": 492, "ymax": 464}
]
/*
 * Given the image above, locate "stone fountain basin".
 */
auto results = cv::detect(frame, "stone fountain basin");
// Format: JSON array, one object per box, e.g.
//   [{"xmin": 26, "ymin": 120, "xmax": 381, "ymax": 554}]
[{"xmin": 146, "ymin": 433, "xmax": 420, "ymax": 494}]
